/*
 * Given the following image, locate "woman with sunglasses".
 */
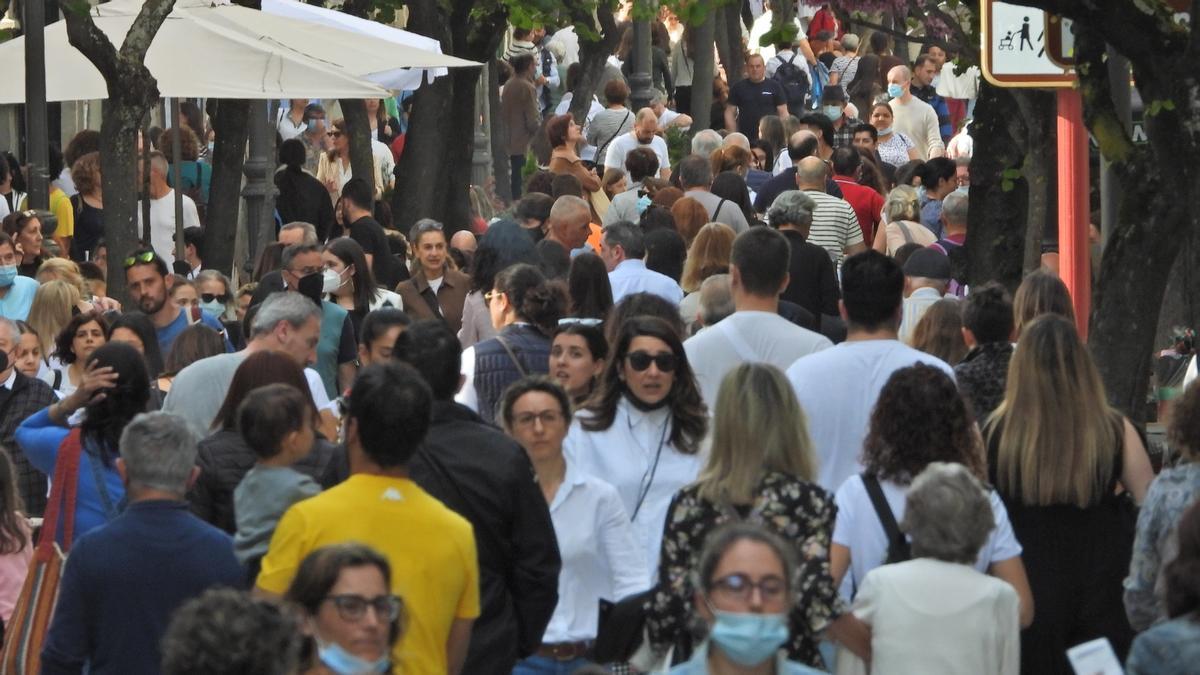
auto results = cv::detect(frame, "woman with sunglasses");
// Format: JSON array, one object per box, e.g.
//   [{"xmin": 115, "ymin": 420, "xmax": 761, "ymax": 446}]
[
  {"xmin": 195, "ymin": 269, "xmax": 245, "ymax": 350},
  {"xmin": 284, "ymin": 543, "xmax": 404, "ymax": 675},
  {"xmin": 564, "ymin": 316, "xmax": 708, "ymax": 582},
  {"xmin": 3, "ymin": 211, "xmax": 46, "ymax": 278},
  {"xmin": 670, "ymin": 522, "xmax": 824, "ymax": 674},
  {"xmin": 457, "ymin": 263, "xmax": 564, "ymax": 425},
  {"xmin": 316, "ymin": 118, "xmax": 385, "ymax": 205}
]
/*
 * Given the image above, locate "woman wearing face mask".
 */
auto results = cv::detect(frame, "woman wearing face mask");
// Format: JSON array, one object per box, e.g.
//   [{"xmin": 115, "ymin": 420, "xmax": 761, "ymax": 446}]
[
  {"xmin": 670, "ymin": 523, "xmax": 825, "ymax": 674},
  {"xmin": 564, "ymin": 316, "xmax": 708, "ymax": 582},
  {"xmin": 196, "ymin": 270, "xmax": 245, "ymax": 351},
  {"xmin": 869, "ymin": 102, "xmax": 919, "ymax": 169},
  {"xmin": 3, "ymin": 211, "xmax": 46, "ymax": 278},
  {"xmin": 285, "ymin": 543, "xmax": 404, "ymax": 675},
  {"xmin": 456, "ymin": 263, "xmax": 564, "ymax": 425},
  {"xmin": 322, "ymin": 237, "xmax": 403, "ymax": 340},
  {"xmin": 550, "ymin": 322, "xmax": 607, "ymax": 407}
]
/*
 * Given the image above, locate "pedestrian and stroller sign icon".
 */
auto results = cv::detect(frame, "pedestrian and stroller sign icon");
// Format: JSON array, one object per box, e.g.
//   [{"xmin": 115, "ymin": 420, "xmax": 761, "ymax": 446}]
[
  {"xmin": 997, "ymin": 17, "xmax": 1043, "ymax": 56},
  {"xmin": 982, "ymin": 1, "xmax": 1074, "ymax": 87}
]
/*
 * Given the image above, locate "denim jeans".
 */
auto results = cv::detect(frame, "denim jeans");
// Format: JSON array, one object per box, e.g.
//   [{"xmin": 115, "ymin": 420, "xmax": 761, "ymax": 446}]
[{"xmin": 512, "ymin": 654, "xmax": 593, "ymax": 675}]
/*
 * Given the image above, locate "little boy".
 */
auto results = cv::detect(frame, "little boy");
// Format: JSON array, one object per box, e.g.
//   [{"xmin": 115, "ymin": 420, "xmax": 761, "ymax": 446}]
[{"xmin": 232, "ymin": 383, "xmax": 320, "ymax": 570}]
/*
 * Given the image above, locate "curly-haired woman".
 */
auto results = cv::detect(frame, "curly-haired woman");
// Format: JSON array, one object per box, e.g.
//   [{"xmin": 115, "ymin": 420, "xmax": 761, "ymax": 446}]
[{"xmin": 829, "ymin": 363, "xmax": 1035, "ymax": 628}]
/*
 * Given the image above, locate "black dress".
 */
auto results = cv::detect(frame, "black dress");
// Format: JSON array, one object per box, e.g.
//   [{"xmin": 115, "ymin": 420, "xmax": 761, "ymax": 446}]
[{"xmin": 986, "ymin": 420, "xmax": 1136, "ymax": 675}]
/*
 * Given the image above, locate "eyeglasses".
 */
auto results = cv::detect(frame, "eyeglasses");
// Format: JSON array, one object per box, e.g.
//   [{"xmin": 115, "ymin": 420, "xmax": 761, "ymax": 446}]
[
  {"xmin": 122, "ymin": 251, "xmax": 157, "ymax": 269},
  {"xmin": 326, "ymin": 131, "xmax": 343, "ymax": 138},
  {"xmin": 512, "ymin": 409, "xmax": 565, "ymax": 428},
  {"xmin": 626, "ymin": 351, "xmax": 677, "ymax": 373},
  {"xmin": 710, "ymin": 573, "xmax": 787, "ymax": 602},
  {"xmin": 557, "ymin": 317, "xmax": 603, "ymax": 327},
  {"xmin": 201, "ymin": 293, "xmax": 230, "ymax": 304},
  {"xmin": 290, "ymin": 265, "xmax": 323, "ymax": 276},
  {"xmin": 484, "ymin": 290, "xmax": 505, "ymax": 302},
  {"xmin": 323, "ymin": 594, "xmax": 402, "ymax": 623}
]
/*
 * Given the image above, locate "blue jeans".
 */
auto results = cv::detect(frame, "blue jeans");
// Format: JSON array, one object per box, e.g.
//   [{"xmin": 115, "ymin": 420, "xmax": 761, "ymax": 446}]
[{"xmin": 512, "ymin": 654, "xmax": 593, "ymax": 675}]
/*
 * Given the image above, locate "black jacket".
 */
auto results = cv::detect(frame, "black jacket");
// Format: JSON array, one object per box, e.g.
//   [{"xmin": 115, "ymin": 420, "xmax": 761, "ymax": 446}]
[
  {"xmin": 779, "ymin": 229, "xmax": 841, "ymax": 319},
  {"xmin": 187, "ymin": 428, "xmax": 343, "ymax": 533},
  {"xmin": 407, "ymin": 401, "xmax": 560, "ymax": 674}
]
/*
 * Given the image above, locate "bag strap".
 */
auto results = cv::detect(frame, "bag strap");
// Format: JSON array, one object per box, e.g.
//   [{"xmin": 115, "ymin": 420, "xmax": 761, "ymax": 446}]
[
  {"xmin": 861, "ymin": 473, "xmax": 910, "ymax": 563},
  {"xmin": 895, "ymin": 220, "xmax": 915, "ymax": 245},
  {"xmin": 38, "ymin": 430, "xmax": 83, "ymax": 558},
  {"xmin": 495, "ymin": 334, "xmax": 529, "ymax": 378},
  {"xmin": 714, "ymin": 198, "xmax": 727, "ymax": 221},
  {"xmin": 597, "ymin": 110, "xmax": 632, "ymax": 162}
]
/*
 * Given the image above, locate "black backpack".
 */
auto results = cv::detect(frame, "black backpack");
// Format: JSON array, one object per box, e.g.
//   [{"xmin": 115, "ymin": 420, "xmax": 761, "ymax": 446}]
[{"xmin": 772, "ymin": 53, "xmax": 810, "ymax": 107}]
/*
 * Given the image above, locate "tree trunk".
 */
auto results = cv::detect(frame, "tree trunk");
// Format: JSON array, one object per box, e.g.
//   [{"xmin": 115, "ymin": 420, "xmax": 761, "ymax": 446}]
[
  {"xmin": 720, "ymin": 3, "xmax": 744, "ymax": 83},
  {"xmin": 714, "ymin": 6, "xmax": 733, "ymax": 86},
  {"xmin": 339, "ymin": 98, "xmax": 376, "ymax": 196},
  {"xmin": 1011, "ymin": 89, "xmax": 1056, "ymax": 274},
  {"xmin": 204, "ymin": 99, "xmax": 249, "ymax": 275},
  {"xmin": 689, "ymin": 8, "xmax": 716, "ymax": 132},
  {"xmin": 568, "ymin": 4, "xmax": 620, "ymax": 123},
  {"xmin": 488, "ymin": 61, "xmax": 509, "ymax": 205}
]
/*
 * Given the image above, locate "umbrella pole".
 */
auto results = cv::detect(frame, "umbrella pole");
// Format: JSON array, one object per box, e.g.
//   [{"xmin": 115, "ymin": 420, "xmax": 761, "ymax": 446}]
[{"xmin": 171, "ymin": 98, "xmax": 185, "ymax": 264}]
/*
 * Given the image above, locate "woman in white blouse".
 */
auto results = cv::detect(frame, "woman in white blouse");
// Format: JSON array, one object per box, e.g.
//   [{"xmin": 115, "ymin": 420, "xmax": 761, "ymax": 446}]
[
  {"xmin": 836, "ymin": 462, "xmax": 1021, "ymax": 675},
  {"xmin": 564, "ymin": 316, "xmax": 708, "ymax": 582},
  {"xmin": 500, "ymin": 376, "xmax": 647, "ymax": 673}
]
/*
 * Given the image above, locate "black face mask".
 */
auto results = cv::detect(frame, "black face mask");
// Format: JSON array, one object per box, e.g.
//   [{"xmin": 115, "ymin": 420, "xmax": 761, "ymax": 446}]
[
  {"xmin": 0, "ymin": 347, "xmax": 9, "ymax": 374},
  {"xmin": 296, "ymin": 272, "xmax": 325, "ymax": 306},
  {"xmin": 622, "ymin": 385, "xmax": 670, "ymax": 412}
]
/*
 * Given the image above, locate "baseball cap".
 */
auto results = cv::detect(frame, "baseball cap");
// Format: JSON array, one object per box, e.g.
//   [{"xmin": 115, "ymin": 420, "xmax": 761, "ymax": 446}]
[{"xmin": 903, "ymin": 248, "xmax": 952, "ymax": 280}]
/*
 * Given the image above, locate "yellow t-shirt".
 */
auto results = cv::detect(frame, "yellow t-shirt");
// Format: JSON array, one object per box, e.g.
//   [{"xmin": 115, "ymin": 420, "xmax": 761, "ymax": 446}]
[
  {"xmin": 19, "ymin": 188, "xmax": 74, "ymax": 238},
  {"xmin": 257, "ymin": 474, "xmax": 480, "ymax": 675}
]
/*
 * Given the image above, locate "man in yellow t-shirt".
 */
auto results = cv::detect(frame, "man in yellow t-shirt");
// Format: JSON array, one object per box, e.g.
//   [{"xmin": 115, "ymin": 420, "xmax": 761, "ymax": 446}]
[{"xmin": 256, "ymin": 362, "xmax": 480, "ymax": 675}]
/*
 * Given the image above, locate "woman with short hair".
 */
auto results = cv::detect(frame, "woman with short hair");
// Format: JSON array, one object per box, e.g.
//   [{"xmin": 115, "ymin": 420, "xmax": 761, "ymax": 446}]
[
  {"xmin": 648, "ymin": 363, "xmax": 863, "ymax": 668},
  {"xmin": 985, "ymin": 315, "xmax": 1154, "ymax": 673},
  {"xmin": 872, "ymin": 184, "xmax": 936, "ymax": 255},
  {"xmin": 836, "ymin": 462, "xmax": 1022, "ymax": 675},
  {"xmin": 604, "ymin": 147, "xmax": 661, "ymax": 226},
  {"xmin": 548, "ymin": 114, "xmax": 602, "ymax": 194}
]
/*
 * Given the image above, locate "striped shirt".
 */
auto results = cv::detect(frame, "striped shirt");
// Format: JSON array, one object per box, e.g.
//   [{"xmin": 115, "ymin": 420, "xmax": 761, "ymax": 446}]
[{"xmin": 803, "ymin": 189, "xmax": 863, "ymax": 266}]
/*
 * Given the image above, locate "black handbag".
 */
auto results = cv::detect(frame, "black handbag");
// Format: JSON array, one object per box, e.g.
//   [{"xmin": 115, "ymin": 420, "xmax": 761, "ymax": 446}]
[{"xmin": 591, "ymin": 588, "xmax": 656, "ymax": 662}]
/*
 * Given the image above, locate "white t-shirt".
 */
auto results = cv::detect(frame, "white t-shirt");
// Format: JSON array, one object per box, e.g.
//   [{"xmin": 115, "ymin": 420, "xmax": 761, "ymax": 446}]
[
  {"xmin": 604, "ymin": 133, "xmax": 670, "ymax": 181},
  {"xmin": 658, "ymin": 108, "xmax": 682, "ymax": 129},
  {"xmin": 277, "ymin": 113, "xmax": 306, "ymax": 141},
  {"xmin": 427, "ymin": 276, "xmax": 444, "ymax": 295},
  {"xmin": 785, "ymin": 339, "xmax": 954, "ymax": 491},
  {"xmin": 684, "ymin": 310, "xmax": 832, "ymax": 410},
  {"xmin": 832, "ymin": 474, "xmax": 1023, "ymax": 602},
  {"xmin": 137, "ymin": 189, "xmax": 201, "ymax": 264}
]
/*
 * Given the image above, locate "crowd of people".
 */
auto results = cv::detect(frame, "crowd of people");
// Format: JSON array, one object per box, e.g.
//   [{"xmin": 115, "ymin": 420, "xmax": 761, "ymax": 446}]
[{"xmin": 0, "ymin": 4, "xmax": 1194, "ymax": 675}]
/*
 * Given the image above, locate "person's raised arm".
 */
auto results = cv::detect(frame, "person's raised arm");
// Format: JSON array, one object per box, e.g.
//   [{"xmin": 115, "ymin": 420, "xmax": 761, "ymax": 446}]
[{"xmin": 724, "ymin": 104, "xmax": 738, "ymax": 133}]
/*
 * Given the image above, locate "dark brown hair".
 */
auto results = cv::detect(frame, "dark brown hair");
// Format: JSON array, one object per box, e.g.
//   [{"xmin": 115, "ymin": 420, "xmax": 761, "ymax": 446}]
[
  {"xmin": 862, "ymin": 363, "xmax": 984, "ymax": 484},
  {"xmin": 584, "ymin": 316, "xmax": 707, "ymax": 454},
  {"xmin": 238, "ymin": 383, "xmax": 312, "ymax": 459},
  {"xmin": 54, "ymin": 311, "xmax": 109, "ymax": 365},
  {"xmin": 213, "ymin": 351, "xmax": 317, "ymax": 431},
  {"xmin": 163, "ymin": 324, "xmax": 225, "ymax": 377}
]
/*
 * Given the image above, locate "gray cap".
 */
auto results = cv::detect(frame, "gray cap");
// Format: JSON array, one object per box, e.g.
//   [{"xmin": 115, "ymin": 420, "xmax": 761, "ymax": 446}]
[
  {"xmin": 842, "ymin": 34, "xmax": 860, "ymax": 51},
  {"xmin": 903, "ymin": 248, "xmax": 952, "ymax": 280}
]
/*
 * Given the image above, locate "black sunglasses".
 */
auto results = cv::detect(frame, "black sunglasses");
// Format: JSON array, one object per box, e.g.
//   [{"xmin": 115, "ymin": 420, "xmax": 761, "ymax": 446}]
[
  {"xmin": 201, "ymin": 293, "xmax": 230, "ymax": 304},
  {"xmin": 626, "ymin": 351, "xmax": 677, "ymax": 373}
]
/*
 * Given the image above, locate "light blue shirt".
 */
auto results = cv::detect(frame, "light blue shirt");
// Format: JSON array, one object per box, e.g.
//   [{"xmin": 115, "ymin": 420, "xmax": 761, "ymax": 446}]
[
  {"xmin": 0, "ymin": 275, "xmax": 38, "ymax": 321},
  {"xmin": 670, "ymin": 641, "xmax": 826, "ymax": 674},
  {"xmin": 608, "ymin": 259, "xmax": 683, "ymax": 305}
]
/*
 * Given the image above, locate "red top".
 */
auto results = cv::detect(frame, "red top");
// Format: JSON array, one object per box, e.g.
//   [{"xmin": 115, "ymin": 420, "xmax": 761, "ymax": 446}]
[{"xmin": 833, "ymin": 175, "xmax": 884, "ymax": 243}]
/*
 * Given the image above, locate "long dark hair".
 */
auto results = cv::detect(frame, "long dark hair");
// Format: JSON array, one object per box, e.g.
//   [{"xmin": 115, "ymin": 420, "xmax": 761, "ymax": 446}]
[
  {"xmin": 567, "ymin": 253, "xmax": 613, "ymax": 320},
  {"xmin": 710, "ymin": 171, "xmax": 755, "ymax": 224},
  {"xmin": 583, "ymin": 316, "xmax": 708, "ymax": 454},
  {"xmin": 493, "ymin": 263, "xmax": 565, "ymax": 335},
  {"xmin": 108, "ymin": 312, "xmax": 165, "ymax": 377},
  {"xmin": 0, "ymin": 448, "xmax": 28, "ymax": 554},
  {"xmin": 81, "ymin": 342, "xmax": 150, "ymax": 466},
  {"xmin": 325, "ymin": 237, "xmax": 378, "ymax": 312},
  {"xmin": 213, "ymin": 351, "xmax": 318, "ymax": 431}
]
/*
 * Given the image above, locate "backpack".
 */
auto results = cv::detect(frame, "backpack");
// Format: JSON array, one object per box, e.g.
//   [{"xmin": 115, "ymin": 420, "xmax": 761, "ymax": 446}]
[
  {"xmin": 807, "ymin": 61, "xmax": 831, "ymax": 109},
  {"xmin": 772, "ymin": 53, "xmax": 810, "ymax": 107}
]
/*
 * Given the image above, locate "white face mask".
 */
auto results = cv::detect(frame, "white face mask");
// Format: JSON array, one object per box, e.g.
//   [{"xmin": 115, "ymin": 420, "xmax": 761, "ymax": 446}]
[{"xmin": 321, "ymin": 268, "xmax": 347, "ymax": 294}]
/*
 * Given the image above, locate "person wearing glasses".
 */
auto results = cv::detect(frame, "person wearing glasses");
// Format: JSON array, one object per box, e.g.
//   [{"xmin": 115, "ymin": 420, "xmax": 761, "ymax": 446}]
[
  {"xmin": 395, "ymin": 218, "xmax": 470, "ymax": 334},
  {"xmin": 285, "ymin": 543, "xmax": 405, "ymax": 675},
  {"xmin": 456, "ymin": 263, "xmax": 564, "ymax": 425},
  {"xmin": 669, "ymin": 522, "xmax": 825, "ymax": 674},
  {"xmin": 564, "ymin": 316, "xmax": 708, "ymax": 582},
  {"xmin": 317, "ymin": 118, "xmax": 386, "ymax": 204},
  {"xmin": 499, "ymin": 376, "xmax": 646, "ymax": 673},
  {"xmin": 38, "ymin": 411, "xmax": 244, "ymax": 674}
]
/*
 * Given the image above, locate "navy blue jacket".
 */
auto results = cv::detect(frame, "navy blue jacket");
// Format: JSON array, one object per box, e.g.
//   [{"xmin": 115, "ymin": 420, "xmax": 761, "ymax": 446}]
[
  {"xmin": 41, "ymin": 500, "xmax": 244, "ymax": 675},
  {"xmin": 474, "ymin": 324, "xmax": 551, "ymax": 425}
]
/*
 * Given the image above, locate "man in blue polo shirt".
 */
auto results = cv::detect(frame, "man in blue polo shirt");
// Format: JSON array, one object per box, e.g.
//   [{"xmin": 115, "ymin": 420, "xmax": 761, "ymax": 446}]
[
  {"xmin": 124, "ymin": 248, "xmax": 230, "ymax": 358},
  {"xmin": 0, "ymin": 232, "xmax": 38, "ymax": 320},
  {"xmin": 40, "ymin": 412, "xmax": 243, "ymax": 674}
]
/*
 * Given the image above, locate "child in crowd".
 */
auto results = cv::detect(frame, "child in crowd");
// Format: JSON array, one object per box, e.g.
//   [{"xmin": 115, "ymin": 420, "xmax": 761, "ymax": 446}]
[{"xmin": 232, "ymin": 383, "xmax": 320, "ymax": 576}]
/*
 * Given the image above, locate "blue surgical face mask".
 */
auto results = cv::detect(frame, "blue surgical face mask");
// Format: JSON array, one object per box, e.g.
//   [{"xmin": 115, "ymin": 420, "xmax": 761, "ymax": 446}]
[
  {"xmin": 200, "ymin": 300, "xmax": 224, "ymax": 317},
  {"xmin": 887, "ymin": 83, "xmax": 904, "ymax": 98},
  {"xmin": 206, "ymin": 141, "xmax": 214, "ymax": 154},
  {"xmin": 0, "ymin": 265, "xmax": 16, "ymax": 288},
  {"xmin": 317, "ymin": 640, "xmax": 389, "ymax": 675},
  {"xmin": 821, "ymin": 105, "xmax": 842, "ymax": 121},
  {"xmin": 307, "ymin": 119, "xmax": 320, "ymax": 133},
  {"xmin": 955, "ymin": 184, "xmax": 969, "ymax": 196},
  {"xmin": 708, "ymin": 609, "xmax": 790, "ymax": 666},
  {"xmin": 877, "ymin": 126, "xmax": 894, "ymax": 136}
]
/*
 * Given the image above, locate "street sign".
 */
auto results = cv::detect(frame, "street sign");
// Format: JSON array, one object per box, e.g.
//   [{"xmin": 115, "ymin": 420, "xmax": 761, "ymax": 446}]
[{"xmin": 980, "ymin": 1, "xmax": 1075, "ymax": 88}]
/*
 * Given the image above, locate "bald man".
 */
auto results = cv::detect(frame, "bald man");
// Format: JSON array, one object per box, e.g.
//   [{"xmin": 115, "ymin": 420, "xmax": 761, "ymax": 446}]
[
  {"xmin": 543, "ymin": 195, "xmax": 592, "ymax": 252},
  {"xmin": 604, "ymin": 107, "xmax": 671, "ymax": 181},
  {"xmin": 886, "ymin": 65, "xmax": 944, "ymax": 160},
  {"xmin": 450, "ymin": 230, "xmax": 477, "ymax": 254},
  {"xmin": 753, "ymin": 129, "xmax": 844, "ymax": 213},
  {"xmin": 722, "ymin": 132, "xmax": 751, "ymax": 150},
  {"xmin": 794, "ymin": 156, "xmax": 865, "ymax": 265}
]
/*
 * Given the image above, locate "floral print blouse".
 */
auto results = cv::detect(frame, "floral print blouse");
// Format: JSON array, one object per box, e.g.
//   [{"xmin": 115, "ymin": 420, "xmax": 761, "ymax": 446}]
[
  {"xmin": 1124, "ymin": 462, "xmax": 1200, "ymax": 630},
  {"xmin": 644, "ymin": 470, "xmax": 845, "ymax": 669}
]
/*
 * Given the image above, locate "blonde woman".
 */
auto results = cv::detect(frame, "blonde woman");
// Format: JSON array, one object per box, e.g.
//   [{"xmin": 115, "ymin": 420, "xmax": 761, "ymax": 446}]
[
  {"xmin": 872, "ymin": 185, "xmax": 936, "ymax": 255},
  {"xmin": 984, "ymin": 314, "xmax": 1153, "ymax": 673},
  {"xmin": 645, "ymin": 363, "xmax": 867, "ymax": 669},
  {"xmin": 35, "ymin": 258, "xmax": 119, "ymax": 313},
  {"xmin": 1012, "ymin": 269, "xmax": 1074, "ymax": 338},
  {"xmin": 26, "ymin": 280, "xmax": 81, "ymax": 368},
  {"xmin": 678, "ymin": 222, "xmax": 735, "ymax": 326}
]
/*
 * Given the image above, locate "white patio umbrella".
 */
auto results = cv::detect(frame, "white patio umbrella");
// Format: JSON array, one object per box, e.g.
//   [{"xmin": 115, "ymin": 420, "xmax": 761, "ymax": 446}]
[
  {"xmin": 260, "ymin": 0, "xmax": 450, "ymax": 91},
  {"xmin": 0, "ymin": 0, "xmax": 478, "ymax": 103}
]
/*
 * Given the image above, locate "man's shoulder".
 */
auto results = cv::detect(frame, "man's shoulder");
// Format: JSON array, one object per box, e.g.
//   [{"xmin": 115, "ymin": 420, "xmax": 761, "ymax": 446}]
[
  {"xmin": 175, "ymin": 352, "xmax": 242, "ymax": 382},
  {"xmin": 808, "ymin": 190, "xmax": 853, "ymax": 210}
]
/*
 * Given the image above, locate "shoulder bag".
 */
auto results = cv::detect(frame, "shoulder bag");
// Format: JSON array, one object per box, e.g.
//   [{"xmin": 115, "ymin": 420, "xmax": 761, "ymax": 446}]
[
  {"xmin": 861, "ymin": 473, "xmax": 911, "ymax": 565},
  {"xmin": 1, "ymin": 430, "xmax": 84, "ymax": 674}
]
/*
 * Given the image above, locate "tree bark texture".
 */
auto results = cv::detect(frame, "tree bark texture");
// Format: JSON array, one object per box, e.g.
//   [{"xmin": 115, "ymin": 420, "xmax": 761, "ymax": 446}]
[
  {"xmin": 338, "ymin": 98, "xmax": 376, "ymax": 195},
  {"xmin": 568, "ymin": 4, "xmax": 620, "ymax": 123},
  {"xmin": 204, "ymin": 99, "xmax": 250, "ymax": 275},
  {"xmin": 689, "ymin": 7, "xmax": 716, "ymax": 132}
]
